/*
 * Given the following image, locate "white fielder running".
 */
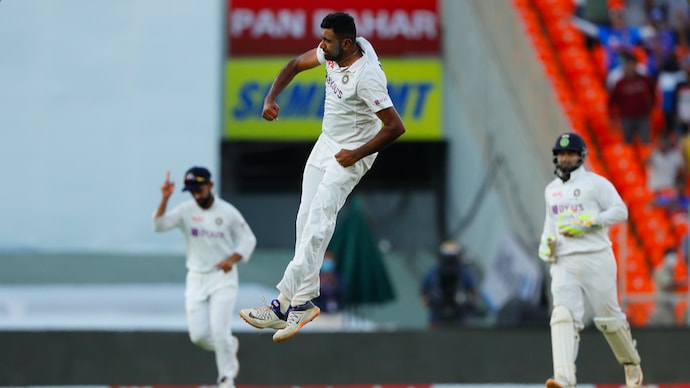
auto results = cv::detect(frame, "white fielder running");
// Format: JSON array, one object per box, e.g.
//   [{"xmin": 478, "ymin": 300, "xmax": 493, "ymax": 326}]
[{"xmin": 154, "ymin": 166, "xmax": 257, "ymax": 386}]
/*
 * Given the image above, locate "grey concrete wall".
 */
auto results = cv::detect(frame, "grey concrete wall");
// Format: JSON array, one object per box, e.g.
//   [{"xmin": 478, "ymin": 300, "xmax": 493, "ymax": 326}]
[
  {"xmin": 1, "ymin": 329, "xmax": 686, "ymax": 385},
  {"xmin": 0, "ymin": 0, "xmax": 224, "ymax": 254},
  {"xmin": 440, "ymin": 0, "xmax": 570, "ymax": 256}
]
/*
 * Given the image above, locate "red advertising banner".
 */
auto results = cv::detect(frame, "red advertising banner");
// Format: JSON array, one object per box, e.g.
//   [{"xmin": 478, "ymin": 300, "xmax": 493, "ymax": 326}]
[{"xmin": 227, "ymin": 0, "xmax": 440, "ymax": 57}]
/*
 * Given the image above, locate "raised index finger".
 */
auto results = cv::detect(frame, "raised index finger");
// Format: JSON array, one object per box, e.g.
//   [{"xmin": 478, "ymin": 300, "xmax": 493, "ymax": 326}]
[{"xmin": 165, "ymin": 170, "xmax": 171, "ymax": 183}]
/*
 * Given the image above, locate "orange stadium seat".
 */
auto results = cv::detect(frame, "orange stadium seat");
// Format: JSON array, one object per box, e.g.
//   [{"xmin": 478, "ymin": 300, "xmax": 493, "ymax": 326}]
[
  {"xmin": 624, "ymin": 273, "xmax": 654, "ymax": 326},
  {"xmin": 625, "ymin": 186, "xmax": 655, "ymax": 207}
]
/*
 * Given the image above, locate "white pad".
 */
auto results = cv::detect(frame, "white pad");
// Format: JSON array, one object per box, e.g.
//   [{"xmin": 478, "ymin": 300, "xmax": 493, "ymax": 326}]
[
  {"xmin": 593, "ymin": 317, "xmax": 641, "ymax": 365},
  {"xmin": 550, "ymin": 306, "xmax": 578, "ymax": 385}
]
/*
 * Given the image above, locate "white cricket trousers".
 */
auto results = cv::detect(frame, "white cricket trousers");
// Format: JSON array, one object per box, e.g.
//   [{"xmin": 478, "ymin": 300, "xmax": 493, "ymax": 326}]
[
  {"xmin": 185, "ymin": 270, "xmax": 239, "ymax": 382},
  {"xmin": 277, "ymin": 134, "xmax": 375, "ymax": 306},
  {"xmin": 550, "ymin": 247, "xmax": 629, "ymax": 330}
]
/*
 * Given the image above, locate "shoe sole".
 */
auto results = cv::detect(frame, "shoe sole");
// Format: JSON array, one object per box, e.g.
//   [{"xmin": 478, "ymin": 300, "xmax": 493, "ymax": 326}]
[
  {"xmin": 272, "ymin": 308, "xmax": 321, "ymax": 343},
  {"xmin": 238, "ymin": 311, "xmax": 287, "ymax": 330},
  {"xmin": 625, "ymin": 365, "xmax": 643, "ymax": 388},
  {"xmin": 545, "ymin": 379, "xmax": 565, "ymax": 388},
  {"xmin": 626, "ymin": 372, "xmax": 643, "ymax": 388}
]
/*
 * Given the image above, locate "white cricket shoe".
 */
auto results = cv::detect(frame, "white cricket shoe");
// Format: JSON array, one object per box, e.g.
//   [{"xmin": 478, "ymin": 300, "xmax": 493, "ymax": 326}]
[
  {"xmin": 625, "ymin": 364, "xmax": 643, "ymax": 388},
  {"xmin": 239, "ymin": 298, "xmax": 288, "ymax": 330},
  {"xmin": 218, "ymin": 376, "xmax": 234, "ymax": 388},
  {"xmin": 272, "ymin": 300, "xmax": 320, "ymax": 343}
]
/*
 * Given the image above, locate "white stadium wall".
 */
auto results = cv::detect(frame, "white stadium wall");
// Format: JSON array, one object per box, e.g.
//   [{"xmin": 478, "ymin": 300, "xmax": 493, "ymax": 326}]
[{"xmin": 0, "ymin": 0, "xmax": 223, "ymax": 253}]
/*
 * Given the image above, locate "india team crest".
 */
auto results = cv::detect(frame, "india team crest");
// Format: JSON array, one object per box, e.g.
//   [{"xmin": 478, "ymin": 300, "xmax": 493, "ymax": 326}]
[{"xmin": 560, "ymin": 136, "xmax": 570, "ymax": 147}]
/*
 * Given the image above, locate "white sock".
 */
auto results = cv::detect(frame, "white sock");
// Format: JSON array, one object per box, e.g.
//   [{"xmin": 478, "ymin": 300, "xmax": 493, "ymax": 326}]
[{"xmin": 277, "ymin": 294, "xmax": 290, "ymax": 313}]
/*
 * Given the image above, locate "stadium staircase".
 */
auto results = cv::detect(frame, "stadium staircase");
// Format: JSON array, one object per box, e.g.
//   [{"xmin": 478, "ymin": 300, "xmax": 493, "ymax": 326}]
[{"xmin": 512, "ymin": 0, "xmax": 688, "ymax": 326}]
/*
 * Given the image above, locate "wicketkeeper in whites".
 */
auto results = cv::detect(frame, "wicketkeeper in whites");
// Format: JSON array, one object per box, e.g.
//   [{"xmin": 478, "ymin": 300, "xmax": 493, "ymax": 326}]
[
  {"xmin": 154, "ymin": 167, "xmax": 257, "ymax": 388},
  {"xmin": 539, "ymin": 133, "xmax": 643, "ymax": 388},
  {"xmin": 239, "ymin": 12, "xmax": 405, "ymax": 342}
]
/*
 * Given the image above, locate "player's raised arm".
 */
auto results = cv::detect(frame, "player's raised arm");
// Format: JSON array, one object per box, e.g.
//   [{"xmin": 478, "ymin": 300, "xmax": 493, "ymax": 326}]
[
  {"xmin": 262, "ymin": 48, "xmax": 321, "ymax": 121},
  {"xmin": 155, "ymin": 170, "xmax": 175, "ymax": 218}
]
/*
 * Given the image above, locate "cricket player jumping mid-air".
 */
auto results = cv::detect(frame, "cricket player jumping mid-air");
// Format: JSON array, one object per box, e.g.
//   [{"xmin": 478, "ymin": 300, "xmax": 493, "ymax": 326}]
[{"xmin": 238, "ymin": 11, "xmax": 406, "ymax": 342}]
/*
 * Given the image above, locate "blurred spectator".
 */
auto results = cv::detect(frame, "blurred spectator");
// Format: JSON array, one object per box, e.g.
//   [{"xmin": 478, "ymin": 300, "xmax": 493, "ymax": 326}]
[
  {"xmin": 650, "ymin": 0, "xmax": 690, "ymax": 31},
  {"xmin": 649, "ymin": 248, "xmax": 686, "ymax": 325},
  {"xmin": 673, "ymin": 54, "xmax": 690, "ymax": 137},
  {"xmin": 609, "ymin": 51, "xmax": 657, "ymax": 144},
  {"xmin": 645, "ymin": 133, "xmax": 686, "ymax": 195},
  {"xmin": 654, "ymin": 173, "xmax": 690, "ymax": 212},
  {"xmin": 657, "ymin": 52, "xmax": 685, "ymax": 135},
  {"xmin": 606, "ymin": 50, "xmax": 650, "ymax": 90},
  {"xmin": 678, "ymin": 124, "xmax": 690, "ymax": 169},
  {"xmin": 644, "ymin": 6, "xmax": 678, "ymax": 79},
  {"xmin": 654, "ymin": 174, "xmax": 690, "ymax": 252},
  {"xmin": 313, "ymin": 250, "xmax": 346, "ymax": 314},
  {"xmin": 573, "ymin": 4, "xmax": 655, "ymax": 76},
  {"xmin": 420, "ymin": 241, "xmax": 478, "ymax": 328},
  {"xmin": 621, "ymin": 0, "xmax": 652, "ymax": 27}
]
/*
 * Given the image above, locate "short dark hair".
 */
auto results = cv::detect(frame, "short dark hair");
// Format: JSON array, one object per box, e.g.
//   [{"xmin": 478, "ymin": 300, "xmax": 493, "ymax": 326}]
[
  {"xmin": 620, "ymin": 50, "xmax": 638, "ymax": 63},
  {"xmin": 320, "ymin": 12, "xmax": 356, "ymax": 41}
]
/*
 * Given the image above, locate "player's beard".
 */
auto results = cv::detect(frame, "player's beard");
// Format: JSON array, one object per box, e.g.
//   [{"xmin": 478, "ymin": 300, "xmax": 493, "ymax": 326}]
[
  {"xmin": 557, "ymin": 158, "xmax": 581, "ymax": 173},
  {"xmin": 557, "ymin": 162, "xmax": 576, "ymax": 173},
  {"xmin": 555, "ymin": 158, "xmax": 582, "ymax": 182},
  {"xmin": 196, "ymin": 193, "xmax": 214, "ymax": 209},
  {"xmin": 323, "ymin": 45, "xmax": 342, "ymax": 62}
]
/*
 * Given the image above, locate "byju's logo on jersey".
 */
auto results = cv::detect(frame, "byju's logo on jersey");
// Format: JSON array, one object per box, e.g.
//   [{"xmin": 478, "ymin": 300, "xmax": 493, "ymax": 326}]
[
  {"xmin": 191, "ymin": 228, "xmax": 226, "ymax": 239},
  {"xmin": 325, "ymin": 73, "xmax": 343, "ymax": 99},
  {"xmin": 551, "ymin": 203, "xmax": 585, "ymax": 215},
  {"xmin": 374, "ymin": 96, "xmax": 390, "ymax": 106}
]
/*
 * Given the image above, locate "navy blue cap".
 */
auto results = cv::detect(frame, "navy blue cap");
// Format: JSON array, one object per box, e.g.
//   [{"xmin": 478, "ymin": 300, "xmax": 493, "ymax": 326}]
[{"xmin": 182, "ymin": 166, "xmax": 211, "ymax": 192}]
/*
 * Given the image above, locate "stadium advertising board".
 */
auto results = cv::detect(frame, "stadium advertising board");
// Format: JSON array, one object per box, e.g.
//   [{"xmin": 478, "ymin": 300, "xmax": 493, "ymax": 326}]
[
  {"xmin": 224, "ymin": 58, "xmax": 441, "ymax": 140},
  {"xmin": 227, "ymin": 0, "xmax": 440, "ymax": 57}
]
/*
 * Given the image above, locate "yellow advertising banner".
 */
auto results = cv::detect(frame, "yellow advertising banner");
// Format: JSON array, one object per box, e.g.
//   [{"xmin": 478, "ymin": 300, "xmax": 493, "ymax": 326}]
[{"xmin": 224, "ymin": 58, "xmax": 441, "ymax": 140}]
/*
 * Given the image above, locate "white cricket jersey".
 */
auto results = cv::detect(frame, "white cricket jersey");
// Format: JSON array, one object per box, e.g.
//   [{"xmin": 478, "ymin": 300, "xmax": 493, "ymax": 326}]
[
  {"xmin": 541, "ymin": 167, "xmax": 628, "ymax": 256},
  {"xmin": 153, "ymin": 195, "xmax": 257, "ymax": 273},
  {"xmin": 316, "ymin": 37, "xmax": 394, "ymax": 147}
]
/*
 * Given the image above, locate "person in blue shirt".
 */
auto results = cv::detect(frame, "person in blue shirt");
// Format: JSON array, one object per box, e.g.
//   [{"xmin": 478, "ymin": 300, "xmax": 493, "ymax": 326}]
[{"xmin": 573, "ymin": 6, "xmax": 654, "ymax": 74}]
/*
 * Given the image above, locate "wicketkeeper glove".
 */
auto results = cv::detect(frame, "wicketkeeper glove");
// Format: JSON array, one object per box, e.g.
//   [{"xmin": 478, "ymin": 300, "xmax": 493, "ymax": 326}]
[
  {"xmin": 557, "ymin": 213, "xmax": 598, "ymax": 237},
  {"xmin": 538, "ymin": 234, "xmax": 557, "ymax": 263}
]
